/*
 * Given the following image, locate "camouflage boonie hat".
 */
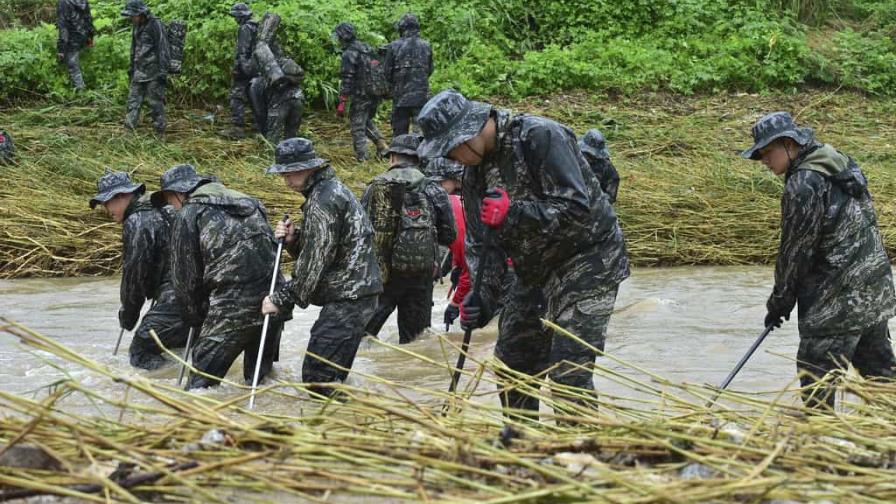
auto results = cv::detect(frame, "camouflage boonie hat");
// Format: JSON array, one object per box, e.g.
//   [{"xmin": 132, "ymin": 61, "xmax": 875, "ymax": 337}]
[
  {"xmin": 396, "ymin": 13, "xmax": 419, "ymax": 33},
  {"xmin": 579, "ymin": 129, "xmax": 609, "ymax": 159},
  {"xmin": 229, "ymin": 2, "xmax": 251, "ymax": 17},
  {"xmin": 266, "ymin": 138, "xmax": 328, "ymax": 174},
  {"xmin": 741, "ymin": 112, "xmax": 814, "ymax": 160},
  {"xmin": 425, "ymin": 157, "xmax": 465, "ymax": 182},
  {"xmin": 150, "ymin": 164, "xmax": 213, "ymax": 207},
  {"xmin": 332, "ymin": 22, "xmax": 355, "ymax": 42},
  {"xmin": 89, "ymin": 169, "xmax": 145, "ymax": 209},
  {"xmin": 417, "ymin": 90, "xmax": 492, "ymax": 160},
  {"xmin": 121, "ymin": 0, "xmax": 149, "ymax": 17},
  {"xmin": 385, "ymin": 134, "xmax": 422, "ymax": 157}
]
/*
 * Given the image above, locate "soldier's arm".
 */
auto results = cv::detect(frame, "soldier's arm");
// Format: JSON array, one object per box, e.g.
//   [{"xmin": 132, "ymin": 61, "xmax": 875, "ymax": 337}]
[
  {"xmin": 57, "ymin": 1, "xmax": 69, "ymax": 54},
  {"xmin": 119, "ymin": 215, "xmax": 153, "ymax": 329},
  {"xmin": 270, "ymin": 202, "xmax": 337, "ymax": 309},
  {"xmin": 383, "ymin": 42, "xmax": 395, "ymax": 85},
  {"xmin": 462, "ymin": 167, "xmax": 505, "ymax": 322},
  {"xmin": 171, "ymin": 210, "xmax": 206, "ymax": 327},
  {"xmin": 425, "ymin": 41, "xmax": 433, "ymax": 76},
  {"xmin": 339, "ymin": 50, "xmax": 355, "ymax": 97},
  {"xmin": 428, "ymin": 184, "xmax": 456, "ymax": 246},
  {"xmin": 237, "ymin": 26, "xmax": 253, "ymax": 75},
  {"xmin": 768, "ymin": 171, "xmax": 826, "ymax": 315},
  {"xmin": 154, "ymin": 18, "xmax": 170, "ymax": 78},
  {"xmin": 85, "ymin": 1, "xmax": 96, "ymax": 37},
  {"xmin": 604, "ymin": 159, "xmax": 620, "ymax": 204}
]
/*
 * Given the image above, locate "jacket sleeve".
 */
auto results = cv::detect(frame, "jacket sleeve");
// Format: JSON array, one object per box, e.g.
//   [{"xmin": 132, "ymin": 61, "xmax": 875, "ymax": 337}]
[
  {"xmin": 503, "ymin": 121, "xmax": 592, "ymax": 246},
  {"xmin": 128, "ymin": 27, "xmax": 136, "ymax": 80},
  {"xmin": 237, "ymin": 24, "xmax": 255, "ymax": 75},
  {"xmin": 171, "ymin": 209, "xmax": 206, "ymax": 327},
  {"xmin": 119, "ymin": 215, "xmax": 153, "ymax": 329},
  {"xmin": 461, "ymin": 165, "xmax": 506, "ymax": 321},
  {"xmin": 57, "ymin": 1, "xmax": 69, "ymax": 54},
  {"xmin": 339, "ymin": 49, "xmax": 355, "ymax": 97},
  {"xmin": 603, "ymin": 159, "xmax": 620, "ymax": 204},
  {"xmin": 767, "ymin": 170, "xmax": 827, "ymax": 316},
  {"xmin": 85, "ymin": 2, "xmax": 95, "ymax": 38},
  {"xmin": 270, "ymin": 201, "xmax": 338, "ymax": 309},
  {"xmin": 153, "ymin": 18, "xmax": 170, "ymax": 78},
  {"xmin": 383, "ymin": 41, "xmax": 395, "ymax": 85},
  {"xmin": 425, "ymin": 41, "xmax": 433, "ymax": 77},
  {"xmin": 427, "ymin": 184, "xmax": 456, "ymax": 246}
]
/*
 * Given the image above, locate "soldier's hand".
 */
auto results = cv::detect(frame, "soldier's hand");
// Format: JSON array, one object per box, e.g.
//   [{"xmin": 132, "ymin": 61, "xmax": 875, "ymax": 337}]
[
  {"xmin": 444, "ymin": 303, "xmax": 460, "ymax": 327},
  {"xmin": 763, "ymin": 310, "xmax": 788, "ymax": 330},
  {"xmin": 335, "ymin": 95, "xmax": 347, "ymax": 118},
  {"xmin": 460, "ymin": 292, "xmax": 483, "ymax": 331},
  {"xmin": 57, "ymin": 53, "xmax": 64, "ymax": 61},
  {"xmin": 274, "ymin": 218, "xmax": 295, "ymax": 245},
  {"xmin": 118, "ymin": 307, "xmax": 138, "ymax": 332},
  {"xmin": 261, "ymin": 296, "xmax": 280, "ymax": 316}
]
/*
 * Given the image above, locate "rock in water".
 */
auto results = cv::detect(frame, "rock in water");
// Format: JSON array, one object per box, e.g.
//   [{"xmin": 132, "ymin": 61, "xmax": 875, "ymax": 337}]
[{"xmin": 0, "ymin": 444, "xmax": 63, "ymax": 470}]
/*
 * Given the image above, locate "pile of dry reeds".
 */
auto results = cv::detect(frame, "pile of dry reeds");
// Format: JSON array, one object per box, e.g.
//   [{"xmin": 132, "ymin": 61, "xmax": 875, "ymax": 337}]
[{"xmin": 2, "ymin": 317, "xmax": 895, "ymax": 502}]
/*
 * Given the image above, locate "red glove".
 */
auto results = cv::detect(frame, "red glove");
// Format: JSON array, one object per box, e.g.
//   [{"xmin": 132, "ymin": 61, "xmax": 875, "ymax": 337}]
[
  {"xmin": 335, "ymin": 95, "xmax": 347, "ymax": 118},
  {"xmin": 481, "ymin": 188, "xmax": 510, "ymax": 228},
  {"xmin": 87, "ymin": 38, "xmax": 94, "ymax": 48}
]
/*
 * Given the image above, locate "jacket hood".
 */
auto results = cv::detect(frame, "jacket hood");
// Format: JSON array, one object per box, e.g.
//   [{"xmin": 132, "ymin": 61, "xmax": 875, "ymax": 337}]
[
  {"xmin": 797, "ymin": 143, "xmax": 867, "ymax": 198},
  {"xmin": 379, "ymin": 166, "xmax": 425, "ymax": 189},
  {"xmin": 187, "ymin": 182, "xmax": 263, "ymax": 217},
  {"xmin": 69, "ymin": 0, "xmax": 89, "ymax": 10}
]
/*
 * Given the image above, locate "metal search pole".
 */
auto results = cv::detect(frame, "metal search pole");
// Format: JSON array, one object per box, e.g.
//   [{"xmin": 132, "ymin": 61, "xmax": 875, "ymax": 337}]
[
  {"xmin": 706, "ymin": 324, "xmax": 776, "ymax": 407},
  {"xmin": 177, "ymin": 327, "xmax": 195, "ymax": 387},
  {"xmin": 113, "ymin": 328, "xmax": 126, "ymax": 356}
]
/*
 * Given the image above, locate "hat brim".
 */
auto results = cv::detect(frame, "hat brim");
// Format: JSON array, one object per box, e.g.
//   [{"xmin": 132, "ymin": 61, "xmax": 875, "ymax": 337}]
[
  {"xmin": 417, "ymin": 101, "xmax": 491, "ymax": 160},
  {"xmin": 266, "ymin": 157, "xmax": 328, "ymax": 175},
  {"xmin": 89, "ymin": 182, "xmax": 144, "ymax": 209},
  {"xmin": 579, "ymin": 144, "xmax": 608, "ymax": 160},
  {"xmin": 385, "ymin": 146, "xmax": 419, "ymax": 157},
  {"xmin": 741, "ymin": 128, "xmax": 812, "ymax": 160}
]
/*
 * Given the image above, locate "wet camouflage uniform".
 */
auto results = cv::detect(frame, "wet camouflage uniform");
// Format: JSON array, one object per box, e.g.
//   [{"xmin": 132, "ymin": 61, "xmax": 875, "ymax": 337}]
[
  {"xmin": 267, "ymin": 139, "xmax": 383, "ymax": 395},
  {"xmin": 418, "ymin": 90, "xmax": 630, "ymax": 417},
  {"xmin": 57, "ymin": 0, "xmax": 95, "ymax": 91},
  {"xmin": 579, "ymin": 129, "xmax": 620, "ymax": 204},
  {"xmin": 264, "ymin": 58, "xmax": 304, "ymax": 144},
  {"xmin": 162, "ymin": 166, "xmax": 288, "ymax": 389},
  {"xmin": 362, "ymin": 135, "xmax": 455, "ymax": 343},
  {"xmin": 0, "ymin": 130, "xmax": 13, "ymax": 164},
  {"xmin": 384, "ymin": 14, "xmax": 433, "ymax": 137},
  {"xmin": 335, "ymin": 22, "xmax": 386, "ymax": 161},
  {"xmin": 229, "ymin": 3, "xmax": 258, "ymax": 129},
  {"xmin": 123, "ymin": 0, "xmax": 169, "ymax": 135},
  {"xmin": 743, "ymin": 112, "xmax": 896, "ymax": 410}
]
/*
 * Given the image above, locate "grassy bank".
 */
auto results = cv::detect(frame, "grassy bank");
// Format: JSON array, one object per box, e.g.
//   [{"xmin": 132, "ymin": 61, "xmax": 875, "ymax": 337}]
[{"xmin": 2, "ymin": 90, "xmax": 896, "ymax": 278}]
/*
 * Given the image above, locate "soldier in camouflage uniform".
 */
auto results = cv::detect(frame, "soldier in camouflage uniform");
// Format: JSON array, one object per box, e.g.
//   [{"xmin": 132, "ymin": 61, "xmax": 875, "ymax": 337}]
[
  {"xmin": 0, "ymin": 130, "xmax": 13, "ymax": 164},
  {"xmin": 262, "ymin": 138, "xmax": 383, "ymax": 397},
  {"xmin": 384, "ymin": 13, "xmax": 433, "ymax": 137},
  {"xmin": 418, "ymin": 90, "xmax": 630, "ymax": 419},
  {"xmin": 56, "ymin": 0, "xmax": 95, "ymax": 91},
  {"xmin": 122, "ymin": 0, "xmax": 169, "ymax": 136},
  {"xmin": 579, "ymin": 129, "xmax": 620, "ymax": 204},
  {"xmin": 89, "ymin": 171, "xmax": 189, "ymax": 369},
  {"xmin": 362, "ymin": 135, "xmax": 455, "ymax": 343},
  {"xmin": 263, "ymin": 58, "xmax": 304, "ymax": 144},
  {"xmin": 742, "ymin": 112, "xmax": 896, "ymax": 410},
  {"xmin": 333, "ymin": 22, "xmax": 388, "ymax": 161},
  {"xmin": 154, "ymin": 164, "xmax": 288, "ymax": 389},
  {"xmin": 228, "ymin": 3, "xmax": 258, "ymax": 135}
]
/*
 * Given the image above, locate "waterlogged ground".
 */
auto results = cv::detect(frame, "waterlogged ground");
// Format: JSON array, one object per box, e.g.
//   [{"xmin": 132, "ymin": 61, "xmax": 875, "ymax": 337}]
[{"xmin": 0, "ymin": 266, "xmax": 819, "ymax": 415}]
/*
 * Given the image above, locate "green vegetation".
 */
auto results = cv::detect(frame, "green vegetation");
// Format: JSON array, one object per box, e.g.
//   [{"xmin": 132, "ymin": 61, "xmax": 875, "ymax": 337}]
[
  {"xmin": 2, "ymin": 0, "xmax": 896, "ymax": 104},
  {"xmin": 3, "ymin": 90, "xmax": 896, "ymax": 278}
]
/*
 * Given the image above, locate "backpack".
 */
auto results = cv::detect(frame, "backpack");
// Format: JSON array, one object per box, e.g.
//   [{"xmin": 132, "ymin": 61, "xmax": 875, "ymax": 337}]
[
  {"xmin": 366, "ymin": 44, "xmax": 391, "ymax": 99},
  {"xmin": 166, "ymin": 20, "xmax": 187, "ymax": 74},
  {"xmin": 0, "ymin": 130, "xmax": 13, "ymax": 164},
  {"xmin": 391, "ymin": 186, "xmax": 437, "ymax": 276}
]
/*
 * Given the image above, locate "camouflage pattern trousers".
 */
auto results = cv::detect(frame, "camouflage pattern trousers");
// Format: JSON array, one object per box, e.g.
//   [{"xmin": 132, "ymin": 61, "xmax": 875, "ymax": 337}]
[
  {"xmin": 63, "ymin": 50, "xmax": 85, "ymax": 90},
  {"xmin": 365, "ymin": 274, "xmax": 433, "ymax": 344},
  {"xmin": 125, "ymin": 78, "xmax": 166, "ymax": 134},
  {"xmin": 349, "ymin": 96, "xmax": 385, "ymax": 161},
  {"xmin": 229, "ymin": 77, "xmax": 252, "ymax": 127},
  {"xmin": 265, "ymin": 88, "xmax": 304, "ymax": 145},
  {"xmin": 304, "ymin": 295, "xmax": 377, "ymax": 397},
  {"xmin": 797, "ymin": 319, "xmax": 896, "ymax": 409},
  {"xmin": 186, "ymin": 319, "xmax": 282, "ymax": 390},
  {"xmin": 129, "ymin": 299, "xmax": 190, "ymax": 370},
  {"xmin": 390, "ymin": 105, "xmax": 421, "ymax": 137},
  {"xmin": 494, "ymin": 270, "xmax": 618, "ymax": 420}
]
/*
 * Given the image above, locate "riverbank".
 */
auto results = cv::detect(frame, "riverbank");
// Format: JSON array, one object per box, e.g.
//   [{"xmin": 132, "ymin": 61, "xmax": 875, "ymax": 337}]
[{"xmin": 2, "ymin": 90, "xmax": 896, "ymax": 278}]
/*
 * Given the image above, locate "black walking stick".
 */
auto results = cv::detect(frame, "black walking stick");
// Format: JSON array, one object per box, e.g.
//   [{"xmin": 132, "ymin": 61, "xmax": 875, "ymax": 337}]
[
  {"xmin": 113, "ymin": 300, "xmax": 156, "ymax": 356},
  {"xmin": 706, "ymin": 324, "xmax": 776, "ymax": 407},
  {"xmin": 249, "ymin": 214, "xmax": 288, "ymax": 409}
]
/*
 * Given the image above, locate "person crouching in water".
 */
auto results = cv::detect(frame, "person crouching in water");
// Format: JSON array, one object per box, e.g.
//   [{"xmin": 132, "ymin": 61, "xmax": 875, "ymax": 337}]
[
  {"xmin": 262, "ymin": 138, "xmax": 383, "ymax": 399},
  {"xmin": 742, "ymin": 112, "xmax": 896, "ymax": 410},
  {"xmin": 89, "ymin": 170, "xmax": 189, "ymax": 369}
]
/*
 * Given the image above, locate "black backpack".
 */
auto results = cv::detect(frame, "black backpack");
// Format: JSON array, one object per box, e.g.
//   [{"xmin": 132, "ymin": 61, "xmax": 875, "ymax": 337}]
[
  {"xmin": 390, "ymin": 187, "xmax": 436, "ymax": 276},
  {"xmin": 368, "ymin": 44, "xmax": 391, "ymax": 99},
  {"xmin": 166, "ymin": 20, "xmax": 187, "ymax": 74}
]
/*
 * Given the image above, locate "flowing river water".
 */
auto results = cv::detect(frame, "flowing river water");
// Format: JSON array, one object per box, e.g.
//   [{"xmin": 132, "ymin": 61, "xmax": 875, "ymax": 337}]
[{"xmin": 0, "ymin": 266, "xmax": 822, "ymax": 415}]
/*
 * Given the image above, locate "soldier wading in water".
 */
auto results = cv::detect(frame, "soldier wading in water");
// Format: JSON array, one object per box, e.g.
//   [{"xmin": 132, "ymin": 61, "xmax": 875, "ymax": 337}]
[{"xmin": 742, "ymin": 112, "xmax": 896, "ymax": 410}]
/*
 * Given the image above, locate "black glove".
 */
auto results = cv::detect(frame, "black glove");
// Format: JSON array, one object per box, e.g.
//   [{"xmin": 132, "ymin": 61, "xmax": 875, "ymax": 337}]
[
  {"xmin": 444, "ymin": 304, "xmax": 460, "ymax": 327},
  {"xmin": 450, "ymin": 267, "xmax": 461, "ymax": 287},
  {"xmin": 118, "ymin": 306, "xmax": 139, "ymax": 331},
  {"xmin": 460, "ymin": 292, "xmax": 482, "ymax": 331},
  {"xmin": 763, "ymin": 310, "xmax": 789, "ymax": 329}
]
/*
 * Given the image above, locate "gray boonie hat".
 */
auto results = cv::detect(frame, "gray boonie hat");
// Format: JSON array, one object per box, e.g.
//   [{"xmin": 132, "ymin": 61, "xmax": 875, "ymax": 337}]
[
  {"xmin": 89, "ymin": 169, "xmax": 145, "ymax": 209},
  {"xmin": 229, "ymin": 2, "xmax": 251, "ymax": 17},
  {"xmin": 425, "ymin": 157, "xmax": 465, "ymax": 182},
  {"xmin": 741, "ymin": 112, "xmax": 814, "ymax": 160},
  {"xmin": 121, "ymin": 0, "xmax": 149, "ymax": 17},
  {"xmin": 417, "ymin": 90, "xmax": 492, "ymax": 160},
  {"xmin": 579, "ymin": 128, "xmax": 609, "ymax": 159},
  {"xmin": 150, "ymin": 164, "xmax": 213, "ymax": 207},
  {"xmin": 386, "ymin": 134, "xmax": 422, "ymax": 157},
  {"xmin": 266, "ymin": 138, "xmax": 328, "ymax": 174}
]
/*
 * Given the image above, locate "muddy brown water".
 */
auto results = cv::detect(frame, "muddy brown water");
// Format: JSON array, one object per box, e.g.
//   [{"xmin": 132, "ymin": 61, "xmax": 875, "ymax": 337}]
[{"xmin": 0, "ymin": 266, "xmax": 823, "ymax": 415}]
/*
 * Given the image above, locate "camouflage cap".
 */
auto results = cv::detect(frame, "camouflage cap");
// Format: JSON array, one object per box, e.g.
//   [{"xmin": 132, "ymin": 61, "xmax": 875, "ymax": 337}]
[
  {"xmin": 120, "ymin": 0, "xmax": 149, "ymax": 17},
  {"xmin": 417, "ymin": 90, "xmax": 492, "ymax": 160},
  {"xmin": 385, "ymin": 134, "xmax": 422, "ymax": 157},
  {"xmin": 229, "ymin": 2, "xmax": 251, "ymax": 17},
  {"xmin": 267, "ymin": 138, "xmax": 328, "ymax": 174},
  {"xmin": 396, "ymin": 13, "xmax": 419, "ymax": 33},
  {"xmin": 150, "ymin": 164, "xmax": 213, "ymax": 207},
  {"xmin": 332, "ymin": 22, "xmax": 356, "ymax": 42},
  {"xmin": 741, "ymin": 112, "xmax": 814, "ymax": 160},
  {"xmin": 89, "ymin": 169, "xmax": 145, "ymax": 209},
  {"xmin": 424, "ymin": 157, "xmax": 465, "ymax": 182},
  {"xmin": 579, "ymin": 128, "xmax": 609, "ymax": 160}
]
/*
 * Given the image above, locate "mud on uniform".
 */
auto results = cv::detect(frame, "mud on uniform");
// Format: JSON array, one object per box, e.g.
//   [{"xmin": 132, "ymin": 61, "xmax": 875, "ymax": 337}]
[
  {"xmin": 57, "ymin": 0, "xmax": 95, "ymax": 90},
  {"xmin": 125, "ymin": 13, "xmax": 169, "ymax": 134}
]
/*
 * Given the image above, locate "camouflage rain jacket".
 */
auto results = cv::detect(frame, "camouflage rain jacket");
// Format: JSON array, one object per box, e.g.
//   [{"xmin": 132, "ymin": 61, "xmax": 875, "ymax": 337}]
[
  {"xmin": 57, "ymin": 0, "xmax": 95, "ymax": 53},
  {"xmin": 339, "ymin": 40, "xmax": 374, "ymax": 99},
  {"xmin": 464, "ymin": 110, "xmax": 630, "ymax": 316},
  {"xmin": 383, "ymin": 28, "xmax": 433, "ymax": 107},
  {"xmin": 119, "ymin": 192, "xmax": 175, "ymax": 330},
  {"xmin": 129, "ymin": 14, "xmax": 170, "ymax": 82},
  {"xmin": 769, "ymin": 142, "xmax": 896, "ymax": 336},
  {"xmin": 170, "ymin": 183, "xmax": 283, "ymax": 333},
  {"xmin": 270, "ymin": 167, "xmax": 383, "ymax": 309},
  {"xmin": 233, "ymin": 19, "xmax": 259, "ymax": 79}
]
